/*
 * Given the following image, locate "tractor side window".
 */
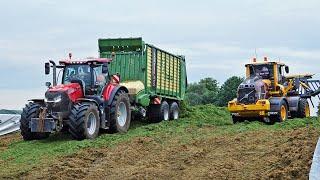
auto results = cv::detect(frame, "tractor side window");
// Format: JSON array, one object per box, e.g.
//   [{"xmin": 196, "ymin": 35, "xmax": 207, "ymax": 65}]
[{"xmin": 93, "ymin": 66, "xmax": 108, "ymax": 94}]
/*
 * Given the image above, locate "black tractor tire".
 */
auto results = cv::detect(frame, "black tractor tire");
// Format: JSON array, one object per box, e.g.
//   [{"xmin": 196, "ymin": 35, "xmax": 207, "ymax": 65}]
[
  {"xmin": 270, "ymin": 100, "xmax": 288, "ymax": 124},
  {"xmin": 296, "ymin": 98, "xmax": 310, "ymax": 118},
  {"xmin": 20, "ymin": 103, "xmax": 50, "ymax": 141},
  {"xmin": 148, "ymin": 101, "xmax": 170, "ymax": 123},
  {"xmin": 169, "ymin": 102, "xmax": 179, "ymax": 120},
  {"xmin": 232, "ymin": 116, "xmax": 244, "ymax": 124},
  {"xmin": 109, "ymin": 90, "xmax": 131, "ymax": 133},
  {"xmin": 69, "ymin": 103, "xmax": 100, "ymax": 140}
]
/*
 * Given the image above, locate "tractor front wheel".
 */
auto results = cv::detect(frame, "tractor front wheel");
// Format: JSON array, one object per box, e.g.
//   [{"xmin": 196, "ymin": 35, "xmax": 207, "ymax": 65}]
[
  {"xmin": 69, "ymin": 103, "xmax": 100, "ymax": 140},
  {"xmin": 20, "ymin": 102, "xmax": 50, "ymax": 140}
]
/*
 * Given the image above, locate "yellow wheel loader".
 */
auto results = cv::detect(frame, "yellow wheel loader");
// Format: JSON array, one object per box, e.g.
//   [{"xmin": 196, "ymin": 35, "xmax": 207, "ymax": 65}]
[{"xmin": 228, "ymin": 57, "xmax": 320, "ymax": 124}]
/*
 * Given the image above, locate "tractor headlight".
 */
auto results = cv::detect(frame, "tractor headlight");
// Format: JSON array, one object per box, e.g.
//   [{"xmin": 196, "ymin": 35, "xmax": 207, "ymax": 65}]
[
  {"xmin": 53, "ymin": 95, "xmax": 62, "ymax": 103},
  {"xmin": 44, "ymin": 94, "xmax": 62, "ymax": 103}
]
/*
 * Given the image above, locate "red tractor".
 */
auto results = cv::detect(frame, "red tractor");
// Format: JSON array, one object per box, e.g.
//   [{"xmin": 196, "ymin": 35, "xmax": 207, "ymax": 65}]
[{"xmin": 20, "ymin": 58, "xmax": 131, "ymax": 140}]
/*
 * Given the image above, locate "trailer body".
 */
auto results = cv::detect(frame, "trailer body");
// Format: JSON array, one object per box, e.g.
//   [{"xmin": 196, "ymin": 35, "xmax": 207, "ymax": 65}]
[{"xmin": 99, "ymin": 37, "xmax": 187, "ymax": 107}]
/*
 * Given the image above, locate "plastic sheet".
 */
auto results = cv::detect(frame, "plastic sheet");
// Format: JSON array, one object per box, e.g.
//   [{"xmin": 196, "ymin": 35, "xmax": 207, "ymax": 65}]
[
  {"xmin": 310, "ymin": 137, "xmax": 320, "ymax": 180},
  {"xmin": 0, "ymin": 114, "xmax": 20, "ymax": 136}
]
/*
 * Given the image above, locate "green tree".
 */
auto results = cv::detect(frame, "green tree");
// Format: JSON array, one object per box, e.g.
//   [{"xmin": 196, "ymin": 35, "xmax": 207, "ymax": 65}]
[
  {"xmin": 186, "ymin": 78, "xmax": 219, "ymax": 106},
  {"xmin": 217, "ymin": 76, "xmax": 244, "ymax": 106}
]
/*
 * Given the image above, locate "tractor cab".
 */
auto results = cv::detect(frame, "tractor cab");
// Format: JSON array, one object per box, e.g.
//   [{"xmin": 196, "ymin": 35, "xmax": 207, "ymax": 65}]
[{"xmin": 45, "ymin": 58, "xmax": 112, "ymax": 96}]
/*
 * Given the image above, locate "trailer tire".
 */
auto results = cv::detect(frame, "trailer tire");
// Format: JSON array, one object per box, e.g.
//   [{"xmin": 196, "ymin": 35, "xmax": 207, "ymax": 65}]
[
  {"xmin": 296, "ymin": 98, "xmax": 310, "ymax": 118},
  {"xmin": 169, "ymin": 102, "xmax": 179, "ymax": 120},
  {"xmin": 69, "ymin": 103, "xmax": 100, "ymax": 140},
  {"xmin": 20, "ymin": 103, "xmax": 50, "ymax": 141},
  {"xmin": 270, "ymin": 100, "xmax": 288, "ymax": 124},
  {"xmin": 109, "ymin": 90, "xmax": 131, "ymax": 133},
  {"xmin": 148, "ymin": 101, "xmax": 169, "ymax": 123}
]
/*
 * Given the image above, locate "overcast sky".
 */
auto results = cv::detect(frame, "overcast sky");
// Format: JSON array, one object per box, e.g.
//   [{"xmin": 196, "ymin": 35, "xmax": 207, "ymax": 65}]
[{"xmin": 0, "ymin": 0, "xmax": 320, "ymax": 112}]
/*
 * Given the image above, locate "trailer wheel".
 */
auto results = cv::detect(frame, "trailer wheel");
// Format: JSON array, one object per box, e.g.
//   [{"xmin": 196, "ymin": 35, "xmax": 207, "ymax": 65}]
[
  {"xmin": 169, "ymin": 102, "xmax": 179, "ymax": 120},
  {"xmin": 69, "ymin": 103, "xmax": 100, "ymax": 140},
  {"xmin": 20, "ymin": 102, "xmax": 49, "ymax": 141},
  {"xmin": 109, "ymin": 90, "xmax": 131, "ymax": 133},
  {"xmin": 270, "ymin": 100, "xmax": 288, "ymax": 124},
  {"xmin": 148, "ymin": 101, "xmax": 169, "ymax": 123},
  {"xmin": 296, "ymin": 98, "xmax": 310, "ymax": 118}
]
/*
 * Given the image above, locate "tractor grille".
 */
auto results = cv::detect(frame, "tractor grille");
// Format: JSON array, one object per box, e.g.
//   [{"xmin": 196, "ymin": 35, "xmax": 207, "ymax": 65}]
[
  {"xmin": 45, "ymin": 91, "xmax": 71, "ymax": 113},
  {"xmin": 237, "ymin": 87, "xmax": 257, "ymax": 104}
]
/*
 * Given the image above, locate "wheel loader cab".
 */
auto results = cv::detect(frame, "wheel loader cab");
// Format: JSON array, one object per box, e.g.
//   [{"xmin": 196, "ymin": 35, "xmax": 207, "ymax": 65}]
[{"xmin": 246, "ymin": 62, "xmax": 289, "ymax": 91}]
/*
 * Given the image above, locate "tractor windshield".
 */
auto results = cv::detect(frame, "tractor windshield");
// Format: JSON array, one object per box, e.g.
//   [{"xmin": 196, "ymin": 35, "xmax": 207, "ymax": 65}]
[
  {"xmin": 62, "ymin": 64, "xmax": 109, "ymax": 94},
  {"xmin": 249, "ymin": 64, "xmax": 274, "ymax": 79},
  {"xmin": 63, "ymin": 65, "xmax": 92, "ymax": 87}
]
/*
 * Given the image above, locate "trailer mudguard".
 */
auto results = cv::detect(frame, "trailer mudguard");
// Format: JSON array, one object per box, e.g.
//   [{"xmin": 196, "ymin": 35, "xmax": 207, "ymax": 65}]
[{"xmin": 269, "ymin": 97, "xmax": 288, "ymax": 112}]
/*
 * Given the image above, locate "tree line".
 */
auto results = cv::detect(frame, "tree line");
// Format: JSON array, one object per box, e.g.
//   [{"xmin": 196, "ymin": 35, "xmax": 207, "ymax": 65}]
[{"xmin": 185, "ymin": 76, "xmax": 244, "ymax": 107}]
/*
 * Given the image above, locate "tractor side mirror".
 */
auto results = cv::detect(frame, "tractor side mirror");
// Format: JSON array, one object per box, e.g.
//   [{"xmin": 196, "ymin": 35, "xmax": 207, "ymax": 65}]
[
  {"xmin": 102, "ymin": 63, "xmax": 109, "ymax": 74},
  {"xmin": 45, "ymin": 82, "xmax": 51, "ymax": 88},
  {"xmin": 45, "ymin": 63, "xmax": 50, "ymax": 75},
  {"xmin": 285, "ymin": 66, "xmax": 289, "ymax": 74}
]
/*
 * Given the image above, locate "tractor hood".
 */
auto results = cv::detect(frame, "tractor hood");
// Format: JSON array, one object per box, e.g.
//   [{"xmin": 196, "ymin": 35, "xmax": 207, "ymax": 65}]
[{"xmin": 47, "ymin": 83, "xmax": 84, "ymax": 102}]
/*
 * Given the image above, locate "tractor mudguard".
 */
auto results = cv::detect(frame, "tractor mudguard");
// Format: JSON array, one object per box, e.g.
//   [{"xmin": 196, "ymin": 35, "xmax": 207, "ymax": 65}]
[
  {"xmin": 107, "ymin": 86, "xmax": 129, "ymax": 106},
  {"xmin": 269, "ymin": 97, "xmax": 288, "ymax": 112},
  {"xmin": 102, "ymin": 85, "xmax": 129, "ymax": 129},
  {"xmin": 286, "ymin": 96, "xmax": 300, "ymax": 112}
]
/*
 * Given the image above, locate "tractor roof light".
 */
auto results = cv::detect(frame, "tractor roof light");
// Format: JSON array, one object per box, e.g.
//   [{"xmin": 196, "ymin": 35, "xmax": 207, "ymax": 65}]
[
  {"xmin": 264, "ymin": 57, "xmax": 268, "ymax": 62},
  {"xmin": 253, "ymin": 57, "xmax": 257, "ymax": 62}
]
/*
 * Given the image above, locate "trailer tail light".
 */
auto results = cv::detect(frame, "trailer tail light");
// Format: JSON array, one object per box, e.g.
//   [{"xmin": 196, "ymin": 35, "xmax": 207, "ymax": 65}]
[{"xmin": 153, "ymin": 98, "xmax": 161, "ymax": 105}]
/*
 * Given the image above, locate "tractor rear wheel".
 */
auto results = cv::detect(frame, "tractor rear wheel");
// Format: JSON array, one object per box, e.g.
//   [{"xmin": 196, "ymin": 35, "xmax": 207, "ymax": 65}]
[
  {"xmin": 109, "ymin": 90, "xmax": 131, "ymax": 133},
  {"xmin": 270, "ymin": 100, "xmax": 288, "ymax": 124},
  {"xmin": 69, "ymin": 103, "xmax": 100, "ymax": 140},
  {"xmin": 20, "ymin": 102, "xmax": 50, "ymax": 140},
  {"xmin": 296, "ymin": 98, "xmax": 310, "ymax": 118},
  {"xmin": 148, "ymin": 101, "xmax": 170, "ymax": 123},
  {"xmin": 169, "ymin": 102, "xmax": 179, "ymax": 120}
]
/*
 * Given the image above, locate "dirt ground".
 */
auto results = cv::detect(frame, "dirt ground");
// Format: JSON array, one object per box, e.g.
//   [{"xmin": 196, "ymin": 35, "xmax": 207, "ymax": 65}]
[
  {"xmin": 0, "ymin": 133, "xmax": 21, "ymax": 152},
  {"xmin": 21, "ymin": 127, "xmax": 318, "ymax": 180}
]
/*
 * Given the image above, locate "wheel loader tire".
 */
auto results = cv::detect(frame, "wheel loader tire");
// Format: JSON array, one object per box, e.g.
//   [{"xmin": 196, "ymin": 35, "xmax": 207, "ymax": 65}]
[
  {"xmin": 169, "ymin": 102, "xmax": 179, "ymax": 120},
  {"xmin": 270, "ymin": 100, "xmax": 288, "ymax": 124},
  {"xmin": 69, "ymin": 103, "xmax": 100, "ymax": 140},
  {"xmin": 232, "ymin": 116, "xmax": 244, "ymax": 124},
  {"xmin": 20, "ymin": 102, "xmax": 50, "ymax": 141},
  {"xmin": 109, "ymin": 90, "xmax": 131, "ymax": 133},
  {"xmin": 296, "ymin": 98, "xmax": 310, "ymax": 118},
  {"xmin": 148, "ymin": 101, "xmax": 169, "ymax": 123}
]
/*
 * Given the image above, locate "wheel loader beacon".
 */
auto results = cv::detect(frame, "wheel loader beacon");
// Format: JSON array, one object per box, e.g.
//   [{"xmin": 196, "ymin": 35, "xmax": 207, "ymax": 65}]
[
  {"xmin": 228, "ymin": 57, "xmax": 320, "ymax": 124},
  {"xmin": 20, "ymin": 37, "xmax": 187, "ymax": 140}
]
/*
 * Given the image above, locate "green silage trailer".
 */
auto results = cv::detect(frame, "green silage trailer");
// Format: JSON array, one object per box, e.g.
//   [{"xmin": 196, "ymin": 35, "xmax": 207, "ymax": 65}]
[{"xmin": 99, "ymin": 37, "xmax": 187, "ymax": 122}]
